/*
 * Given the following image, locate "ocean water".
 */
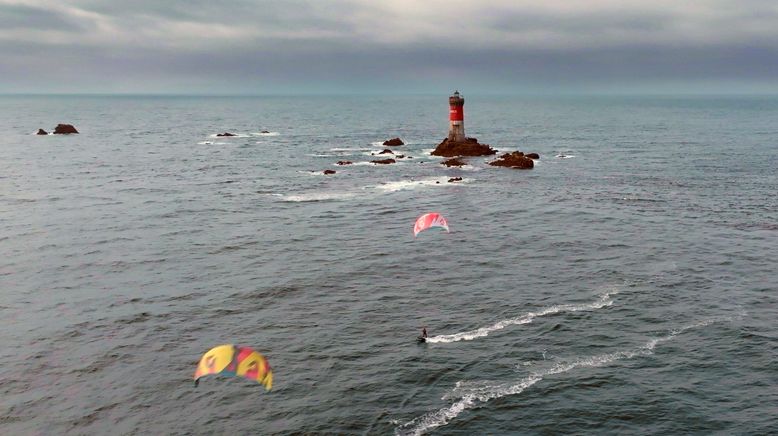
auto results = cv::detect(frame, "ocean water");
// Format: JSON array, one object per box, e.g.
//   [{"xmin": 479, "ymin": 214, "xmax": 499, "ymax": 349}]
[{"xmin": 1, "ymin": 95, "xmax": 776, "ymax": 435}]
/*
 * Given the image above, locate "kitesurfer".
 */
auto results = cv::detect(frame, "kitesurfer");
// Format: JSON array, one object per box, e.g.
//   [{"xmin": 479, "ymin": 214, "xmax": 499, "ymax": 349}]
[{"xmin": 422, "ymin": 327, "xmax": 428, "ymax": 338}]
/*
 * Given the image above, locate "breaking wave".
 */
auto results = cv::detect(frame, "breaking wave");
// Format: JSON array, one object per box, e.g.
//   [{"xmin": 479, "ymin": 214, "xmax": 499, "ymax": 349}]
[
  {"xmin": 375, "ymin": 177, "xmax": 453, "ymax": 192},
  {"xmin": 330, "ymin": 147, "xmax": 372, "ymax": 152},
  {"xmin": 278, "ymin": 192, "xmax": 356, "ymax": 202}
]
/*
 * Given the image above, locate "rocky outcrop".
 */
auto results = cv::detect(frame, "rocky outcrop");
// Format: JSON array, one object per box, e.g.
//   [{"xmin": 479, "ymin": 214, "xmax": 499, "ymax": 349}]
[
  {"xmin": 260, "ymin": 130, "xmax": 270, "ymax": 133},
  {"xmin": 323, "ymin": 169, "xmax": 336, "ymax": 175},
  {"xmin": 336, "ymin": 161, "xmax": 353, "ymax": 165},
  {"xmin": 382, "ymin": 138, "xmax": 404, "ymax": 146},
  {"xmin": 36, "ymin": 129, "xmax": 48, "ymax": 135},
  {"xmin": 53, "ymin": 124, "xmax": 78, "ymax": 134},
  {"xmin": 448, "ymin": 177, "xmax": 463, "ymax": 182},
  {"xmin": 431, "ymin": 137, "xmax": 496, "ymax": 157},
  {"xmin": 216, "ymin": 132, "xmax": 236, "ymax": 137},
  {"xmin": 441, "ymin": 157, "xmax": 466, "ymax": 167},
  {"xmin": 371, "ymin": 158, "xmax": 396, "ymax": 165},
  {"xmin": 488, "ymin": 151, "xmax": 534, "ymax": 169},
  {"xmin": 525, "ymin": 153, "xmax": 540, "ymax": 159},
  {"xmin": 378, "ymin": 149, "xmax": 394, "ymax": 155}
]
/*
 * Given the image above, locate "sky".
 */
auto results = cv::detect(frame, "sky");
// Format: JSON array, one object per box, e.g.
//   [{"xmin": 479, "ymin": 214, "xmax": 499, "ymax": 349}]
[{"xmin": 1, "ymin": 0, "xmax": 777, "ymax": 94}]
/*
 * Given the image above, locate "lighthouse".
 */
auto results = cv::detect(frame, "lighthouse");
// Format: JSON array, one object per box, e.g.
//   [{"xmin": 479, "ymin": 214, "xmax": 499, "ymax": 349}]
[
  {"xmin": 432, "ymin": 90, "xmax": 495, "ymax": 156},
  {"xmin": 447, "ymin": 90, "xmax": 466, "ymax": 142}
]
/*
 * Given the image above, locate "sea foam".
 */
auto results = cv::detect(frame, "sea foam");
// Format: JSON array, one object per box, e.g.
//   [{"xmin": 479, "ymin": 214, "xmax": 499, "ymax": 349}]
[
  {"xmin": 425, "ymin": 289, "xmax": 618, "ymax": 343},
  {"xmin": 280, "ymin": 192, "xmax": 356, "ymax": 202},
  {"xmin": 375, "ymin": 177, "xmax": 452, "ymax": 192},
  {"xmin": 397, "ymin": 317, "xmax": 732, "ymax": 436}
]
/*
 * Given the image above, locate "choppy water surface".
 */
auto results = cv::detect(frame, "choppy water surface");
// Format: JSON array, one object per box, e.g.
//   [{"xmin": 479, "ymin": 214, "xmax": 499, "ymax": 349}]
[{"xmin": 1, "ymin": 95, "xmax": 776, "ymax": 435}]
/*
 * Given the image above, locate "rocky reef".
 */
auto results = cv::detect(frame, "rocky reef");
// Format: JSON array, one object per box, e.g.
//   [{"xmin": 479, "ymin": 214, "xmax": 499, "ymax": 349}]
[
  {"xmin": 431, "ymin": 137, "xmax": 496, "ymax": 157},
  {"xmin": 53, "ymin": 124, "xmax": 78, "ymax": 134},
  {"xmin": 382, "ymin": 138, "xmax": 404, "ymax": 146},
  {"xmin": 441, "ymin": 157, "xmax": 466, "ymax": 167},
  {"xmin": 488, "ymin": 151, "xmax": 534, "ymax": 169}
]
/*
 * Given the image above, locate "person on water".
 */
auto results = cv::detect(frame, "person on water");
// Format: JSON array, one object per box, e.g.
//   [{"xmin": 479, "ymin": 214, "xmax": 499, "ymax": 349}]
[{"xmin": 422, "ymin": 327, "xmax": 428, "ymax": 338}]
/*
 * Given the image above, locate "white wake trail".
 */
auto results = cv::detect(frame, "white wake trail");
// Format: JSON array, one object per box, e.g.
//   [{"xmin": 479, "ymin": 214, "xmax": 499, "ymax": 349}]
[
  {"xmin": 397, "ymin": 316, "xmax": 733, "ymax": 436},
  {"xmin": 425, "ymin": 290, "xmax": 618, "ymax": 344}
]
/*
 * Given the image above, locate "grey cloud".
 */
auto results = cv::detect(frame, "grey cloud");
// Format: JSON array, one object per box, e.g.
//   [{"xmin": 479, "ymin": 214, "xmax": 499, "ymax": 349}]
[
  {"xmin": 71, "ymin": 0, "xmax": 356, "ymax": 33},
  {"xmin": 4, "ymin": 39, "xmax": 776, "ymax": 82},
  {"xmin": 0, "ymin": 4, "xmax": 85, "ymax": 32},
  {"xmin": 485, "ymin": 10, "xmax": 672, "ymax": 35},
  {"xmin": 1, "ymin": 1, "xmax": 777, "ymax": 93}
]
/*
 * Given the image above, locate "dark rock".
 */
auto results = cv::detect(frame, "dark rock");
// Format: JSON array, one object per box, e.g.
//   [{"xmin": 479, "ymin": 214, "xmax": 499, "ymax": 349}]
[
  {"xmin": 382, "ymin": 137, "xmax": 404, "ymax": 146},
  {"xmin": 448, "ymin": 177, "xmax": 463, "ymax": 182},
  {"xmin": 442, "ymin": 157, "xmax": 466, "ymax": 167},
  {"xmin": 260, "ymin": 130, "xmax": 270, "ymax": 133},
  {"xmin": 53, "ymin": 124, "xmax": 78, "ymax": 134},
  {"xmin": 488, "ymin": 151, "xmax": 534, "ymax": 169},
  {"xmin": 36, "ymin": 129, "xmax": 48, "ymax": 135},
  {"xmin": 323, "ymin": 169, "xmax": 336, "ymax": 175},
  {"xmin": 336, "ymin": 161, "xmax": 353, "ymax": 165},
  {"xmin": 371, "ymin": 158, "xmax": 396, "ymax": 165},
  {"xmin": 525, "ymin": 153, "xmax": 540, "ymax": 159},
  {"xmin": 431, "ymin": 137, "xmax": 496, "ymax": 157},
  {"xmin": 396, "ymin": 154, "xmax": 405, "ymax": 159},
  {"xmin": 378, "ymin": 149, "xmax": 394, "ymax": 155},
  {"xmin": 216, "ymin": 132, "xmax": 236, "ymax": 137}
]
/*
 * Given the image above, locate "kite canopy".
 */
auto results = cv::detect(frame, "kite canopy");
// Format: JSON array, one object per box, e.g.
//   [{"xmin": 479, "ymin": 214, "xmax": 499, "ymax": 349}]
[
  {"xmin": 194, "ymin": 344, "xmax": 273, "ymax": 390},
  {"xmin": 413, "ymin": 212, "xmax": 450, "ymax": 237}
]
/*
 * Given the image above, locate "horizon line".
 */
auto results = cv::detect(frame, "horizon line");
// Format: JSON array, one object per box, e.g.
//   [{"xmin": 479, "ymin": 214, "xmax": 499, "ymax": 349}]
[{"xmin": 2, "ymin": 91, "xmax": 778, "ymax": 98}]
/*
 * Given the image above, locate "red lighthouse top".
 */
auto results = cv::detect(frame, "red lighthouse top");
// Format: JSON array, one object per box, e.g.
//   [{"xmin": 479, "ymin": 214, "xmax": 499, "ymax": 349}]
[{"xmin": 449, "ymin": 90, "xmax": 464, "ymax": 121}]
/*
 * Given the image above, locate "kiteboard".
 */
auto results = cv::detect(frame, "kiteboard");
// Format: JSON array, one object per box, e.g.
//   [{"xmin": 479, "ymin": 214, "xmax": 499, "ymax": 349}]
[{"xmin": 417, "ymin": 336, "xmax": 427, "ymax": 343}]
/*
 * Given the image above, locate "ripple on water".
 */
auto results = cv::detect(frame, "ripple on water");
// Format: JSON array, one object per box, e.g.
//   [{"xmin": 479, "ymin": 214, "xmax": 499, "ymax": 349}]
[{"xmin": 1, "ymin": 95, "xmax": 775, "ymax": 435}]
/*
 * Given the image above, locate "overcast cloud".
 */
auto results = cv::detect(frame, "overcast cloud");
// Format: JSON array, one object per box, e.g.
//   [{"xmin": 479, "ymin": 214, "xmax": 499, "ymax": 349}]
[{"xmin": 1, "ymin": 0, "xmax": 777, "ymax": 93}]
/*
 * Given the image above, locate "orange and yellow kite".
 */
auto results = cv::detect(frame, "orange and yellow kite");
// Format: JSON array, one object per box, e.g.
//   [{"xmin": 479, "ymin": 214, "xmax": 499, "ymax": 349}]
[{"xmin": 194, "ymin": 344, "xmax": 273, "ymax": 390}]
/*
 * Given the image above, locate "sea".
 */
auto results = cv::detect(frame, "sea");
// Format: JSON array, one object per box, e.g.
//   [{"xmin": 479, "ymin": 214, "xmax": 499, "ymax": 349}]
[{"xmin": 1, "ymin": 94, "xmax": 776, "ymax": 435}]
